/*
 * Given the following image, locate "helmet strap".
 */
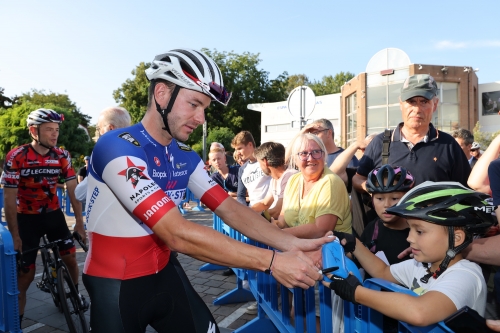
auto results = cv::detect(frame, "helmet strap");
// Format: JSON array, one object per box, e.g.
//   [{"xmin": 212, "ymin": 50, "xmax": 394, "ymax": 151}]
[
  {"xmin": 30, "ymin": 126, "xmax": 54, "ymax": 150},
  {"xmin": 420, "ymin": 227, "xmax": 471, "ymax": 284},
  {"xmin": 154, "ymin": 83, "xmax": 181, "ymax": 137}
]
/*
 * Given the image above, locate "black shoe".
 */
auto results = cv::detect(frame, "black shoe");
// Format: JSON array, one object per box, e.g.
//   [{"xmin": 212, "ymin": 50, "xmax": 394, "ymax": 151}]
[{"xmin": 222, "ymin": 269, "xmax": 235, "ymax": 276}]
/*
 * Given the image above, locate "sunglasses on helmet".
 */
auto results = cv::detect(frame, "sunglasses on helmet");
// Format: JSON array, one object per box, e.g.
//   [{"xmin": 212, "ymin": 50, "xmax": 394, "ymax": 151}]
[{"xmin": 183, "ymin": 71, "xmax": 232, "ymax": 105}]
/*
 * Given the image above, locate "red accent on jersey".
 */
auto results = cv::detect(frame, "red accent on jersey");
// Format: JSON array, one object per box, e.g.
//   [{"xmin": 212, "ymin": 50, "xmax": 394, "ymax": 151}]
[
  {"xmin": 200, "ymin": 185, "xmax": 229, "ymax": 212},
  {"xmin": 1, "ymin": 144, "xmax": 76, "ymax": 214},
  {"xmin": 132, "ymin": 190, "xmax": 176, "ymax": 229},
  {"xmin": 84, "ymin": 232, "xmax": 170, "ymax": 280}
]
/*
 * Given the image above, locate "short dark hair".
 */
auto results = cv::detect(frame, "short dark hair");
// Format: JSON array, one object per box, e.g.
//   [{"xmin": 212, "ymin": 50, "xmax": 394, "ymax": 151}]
[
  {"xmin": 451, "ymin": 128, "xmax": 474, "ymax": 146},
  {"xmin": 147, "ymin": 80, "xmax": 176, "ymax": 109},
  {"xmin": 254, "ymin": 142, "xmax": 285, "ymax": 167}
]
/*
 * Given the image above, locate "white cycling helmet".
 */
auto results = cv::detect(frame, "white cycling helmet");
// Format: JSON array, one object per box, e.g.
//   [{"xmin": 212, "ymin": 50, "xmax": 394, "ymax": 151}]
[
  {"xmin": 27, "ymin": 108, "xmax": 64, "ymax": 127},
  {"xmin": 145, "ymin": 48, "xmax": 231, "ymax": 106},
  {"xmin": 471, "ymin": 142, "xmax": 481, "ymax": 150}
]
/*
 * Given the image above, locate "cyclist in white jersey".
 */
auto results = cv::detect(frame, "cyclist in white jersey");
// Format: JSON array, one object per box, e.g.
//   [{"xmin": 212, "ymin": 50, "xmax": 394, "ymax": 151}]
[{"xmin": 82, "ymin": 48, "xmax": 332, "ymax": 333}]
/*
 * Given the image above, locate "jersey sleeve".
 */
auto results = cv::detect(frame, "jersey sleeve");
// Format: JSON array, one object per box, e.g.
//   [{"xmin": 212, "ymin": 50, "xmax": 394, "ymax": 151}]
[
  {"xmin": 1, "ymin": 147, "xmax": 23, "ymax": 188},
  {"xmin": 187, "ymin": 160, "xmax": 229, "ymax": 211},
  {"xmin": 92, "ymin": 136, "xmax": 176, "ymax": 229},
  {"xmin": 60, "ymin": 149, "xmax": 76, "ymax": 182}
]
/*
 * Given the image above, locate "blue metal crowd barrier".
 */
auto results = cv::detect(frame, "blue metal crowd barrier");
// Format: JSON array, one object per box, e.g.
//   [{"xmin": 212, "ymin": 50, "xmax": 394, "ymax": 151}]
[
  {"xmin": 0, "ymin": 225, "xmax": 22, "ymax": 333},
  {"xmin": 206, "ymin": 213, "xmax": 457, "ymax": 333},
  {"xmin": 0, "ymin": 188, "xmax": 5, "ymax": 227},
  {"xmin": 56, "ymin": 188, "xmax": 85, "ymax": 217},
  {"xmin": 178, "ymin": 189, "xmax": 205, "ymax": 214}
]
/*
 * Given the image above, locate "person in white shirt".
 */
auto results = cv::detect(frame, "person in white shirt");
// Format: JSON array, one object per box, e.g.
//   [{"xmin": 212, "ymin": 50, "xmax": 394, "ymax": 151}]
[
  {"xmin": 251, "ymin": 142, "xmax": 297, "ymax": 220},
  {"xmin": 75, "ymin": 106, "xmax": 131, "ymax": 204},
  {"xmin": 326, "ymin": 182, "xmax": 495, "ymax": 327},
  {"xmin": 231, "ymin": 131, "xmax": 271, "ymax": 207}
]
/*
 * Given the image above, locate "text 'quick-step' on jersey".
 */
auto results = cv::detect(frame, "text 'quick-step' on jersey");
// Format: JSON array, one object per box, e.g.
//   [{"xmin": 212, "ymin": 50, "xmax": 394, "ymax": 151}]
[{"xmin": 84, "ymin": 123, "xmax": 229, "ymax": 280}]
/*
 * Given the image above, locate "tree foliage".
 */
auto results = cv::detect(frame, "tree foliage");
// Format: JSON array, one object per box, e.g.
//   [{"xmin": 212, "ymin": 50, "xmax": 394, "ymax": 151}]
[
  {"xmin": 472, "ymin": 121, "xmax": 500, "ymax": 150},
  {"xmin": 308, "ymin": 71, "xmax": 355, "ymax": 96},
  {"xmin": 0, "ymin": 95, "xmax": 94, "ymax": 168},
  {"xmin": 21, "ymin": 90, "xmax": 91, "ymax": 127},
  {"xmin": 286, "ymin": 74, "xmax": 310, "ymax": 95},
  {"xmin": 112, "ymin": 50, "xmax": 289, "ymax": 147},
  {"xmin": 113, "ymin": 62, "xmax": 150, "ymax": 125}
]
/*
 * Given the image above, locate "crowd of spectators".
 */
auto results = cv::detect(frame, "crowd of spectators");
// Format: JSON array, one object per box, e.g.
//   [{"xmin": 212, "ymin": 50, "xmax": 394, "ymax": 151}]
[{"xmin": 203, "ymin": 73, "xmax": 500, "ymax": 330}]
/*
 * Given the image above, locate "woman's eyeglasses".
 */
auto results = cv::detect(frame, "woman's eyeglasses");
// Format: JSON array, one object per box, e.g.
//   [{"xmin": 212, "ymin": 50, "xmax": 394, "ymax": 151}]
[{"xmin": 297, "ymin": 150, "xmax": 324, "ymax": 161}]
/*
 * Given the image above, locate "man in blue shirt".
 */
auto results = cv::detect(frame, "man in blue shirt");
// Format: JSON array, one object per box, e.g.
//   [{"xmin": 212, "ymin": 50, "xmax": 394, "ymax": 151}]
[{"xmin": 353, "ymin": 74, "xmax": 470, "ymax": 193}]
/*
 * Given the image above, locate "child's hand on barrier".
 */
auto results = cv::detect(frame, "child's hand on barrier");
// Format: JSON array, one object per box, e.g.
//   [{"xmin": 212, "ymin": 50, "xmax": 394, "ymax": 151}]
[
  {"xmin": 333, "ymin": 231, "xmax": 356, "ymax": 253},
  {"xmin": 322, "ymin": 273, "xmax": 361, "ymax": 304}
]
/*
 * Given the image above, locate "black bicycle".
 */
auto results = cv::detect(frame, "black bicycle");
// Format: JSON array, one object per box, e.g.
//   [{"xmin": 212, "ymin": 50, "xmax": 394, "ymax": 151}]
[{"xmin": 21, "ymin": 231, "xmax": 89, "ymax": 333}]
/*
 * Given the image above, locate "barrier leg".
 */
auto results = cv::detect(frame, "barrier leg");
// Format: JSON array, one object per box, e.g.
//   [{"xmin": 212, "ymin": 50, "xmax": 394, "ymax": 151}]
[
  {"xmin": 199, "ymin": 263, "xmax": 227, "ymax": 271},
  {"xmin": 213, "ymin": 271, "xmax": 254, "ymax": 305}
]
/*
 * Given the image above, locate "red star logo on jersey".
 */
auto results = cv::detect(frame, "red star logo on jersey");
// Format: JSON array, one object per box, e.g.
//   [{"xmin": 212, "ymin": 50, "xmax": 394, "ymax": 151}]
[{"xmin": 118, "ymin": 157, "xmax": 150, "ymax": 188}]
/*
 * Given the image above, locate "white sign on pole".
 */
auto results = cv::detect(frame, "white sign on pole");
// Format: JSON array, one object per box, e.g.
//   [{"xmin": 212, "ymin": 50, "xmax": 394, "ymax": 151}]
[{"xmin": 287, "ymin": 86, "xmax": 316, "ymax": 129}]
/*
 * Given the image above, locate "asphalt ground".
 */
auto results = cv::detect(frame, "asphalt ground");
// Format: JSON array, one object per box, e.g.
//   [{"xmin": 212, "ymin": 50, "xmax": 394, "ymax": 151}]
[{"xmin": 14, "ymin": 203, "xmax": 500, "ymax": 332}]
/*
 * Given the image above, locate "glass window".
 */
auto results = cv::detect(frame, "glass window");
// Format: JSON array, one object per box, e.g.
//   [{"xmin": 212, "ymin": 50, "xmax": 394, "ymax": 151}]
[
  {"xmin": 388, "ymin": 68, "xmax": 410, "ymax": 83},
  {"xmin": 367, "ymin": 107, "xmax": 386, "ymax": 128},
  {"xmin": 388, "ymin": 106, "xmax": 402, "ymax": 127},
  {"xmin": 433, "ymin": 82, "xmax": 460, "ymax": 133},
  {"xmin": 441, "ymin": 82, "xmax": 458, "ymax": 103},
  {"xmin": 440, "ymin": 104, "xmax": 460, "ymax": 132},
  {"xmin": 346, "ymin": 93, "xmax": 357, "ymax": 146},
  {"xmin": 388, "ymin": 83, "xmax": 403, "ymax": 104},
  {"xmin": 367, "ymin": 86, "xmax": 387, "ymax": 107}
]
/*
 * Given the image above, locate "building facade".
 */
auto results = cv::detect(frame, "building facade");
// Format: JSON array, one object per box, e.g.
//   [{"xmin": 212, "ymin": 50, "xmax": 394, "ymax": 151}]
[{"xmin": 250, "ymin": 48, "xmax": 499, "ymax": 149}]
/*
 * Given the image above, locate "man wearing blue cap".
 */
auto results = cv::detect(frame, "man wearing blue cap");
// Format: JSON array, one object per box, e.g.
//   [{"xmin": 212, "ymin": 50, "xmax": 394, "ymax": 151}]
[{"xmin": 353, "ymin": 74, "xmax": 470, "ymax": 192}]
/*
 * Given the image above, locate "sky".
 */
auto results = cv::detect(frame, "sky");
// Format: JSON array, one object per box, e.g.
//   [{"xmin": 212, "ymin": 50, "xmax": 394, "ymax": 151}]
[{"xmin": 1, "ymin": 0, "xmax": 499, "ymax": 124}]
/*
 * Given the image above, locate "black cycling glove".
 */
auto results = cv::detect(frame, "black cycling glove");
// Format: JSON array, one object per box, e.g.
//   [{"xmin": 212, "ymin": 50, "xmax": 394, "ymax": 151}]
[
  {"xmin": 333, "ymin": 231, "xmax": 356, "ymax": 253},
  {"xmin": 328, "ymin": 274, "xmax": 361, "ymax": 304}
]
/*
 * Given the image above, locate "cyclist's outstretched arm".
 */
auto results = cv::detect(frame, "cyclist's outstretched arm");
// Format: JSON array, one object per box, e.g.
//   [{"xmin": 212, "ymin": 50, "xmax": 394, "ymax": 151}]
[
  {"xmin": 65, "ymin": 179, "xmax": 86, "ymax": 242},
  {"xmin": 151, "ymin": 202, "xmax": 325, "ymax": 289}
]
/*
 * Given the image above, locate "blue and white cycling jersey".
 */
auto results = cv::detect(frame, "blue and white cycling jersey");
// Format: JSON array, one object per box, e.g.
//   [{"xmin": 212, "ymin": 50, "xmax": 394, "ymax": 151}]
[{"xmin": 83, "ymin": 123, "xmax": 229, "ymax": 280}]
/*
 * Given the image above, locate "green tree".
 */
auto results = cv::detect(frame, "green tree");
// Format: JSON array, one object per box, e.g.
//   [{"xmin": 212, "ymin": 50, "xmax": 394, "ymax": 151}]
[
  {"xmin": 201, "ymin": 49, "xmax": 288, "ymax": 145},
  {"xmin": 309, "ymin": 71, "xmax": 355, "ymax": 96},
  {"xmin": 21, "ymin": 90, "xmax": 91, "ymax": 127},
  {"xmin": 113, "ymin": 50, "xmax": 288, "ymax": 146},
  {"xmin": 0, "ymin": 101, "xmax": 94, "ymax": 168},
  {"xmin": 191, "ymin": 127, "xmax": 235, "ymax": 157},
  {"xmin": 472, "ymin": 121, "xmax": 500, "ymax": 150},
  {"xmin": 113, "ymin": 62, "xmax": 150, "ymax": 124},
  {"xmin": 286, "ymin": 74, "xmax": 310, "ymax": 94}
]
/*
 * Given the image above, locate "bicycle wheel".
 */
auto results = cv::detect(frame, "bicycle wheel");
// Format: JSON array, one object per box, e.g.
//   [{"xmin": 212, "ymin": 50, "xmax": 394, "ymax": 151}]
[
  {"xmin": 39, "ymin": 249, "xmax": 60, "ymax": 309},
  {"xmin": 57, "ymin": 265, "xmax": 89, "ymax": 333}
]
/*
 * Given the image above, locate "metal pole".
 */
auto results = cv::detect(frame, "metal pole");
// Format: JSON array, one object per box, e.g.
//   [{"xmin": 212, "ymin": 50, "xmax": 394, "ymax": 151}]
[
  {"xmin": 299, "ymin": 86, "xmax": 304, "ymax": 130},
  {"xmin": 202, "ymin": 121, "xmax": 207, "ymax": 162}
]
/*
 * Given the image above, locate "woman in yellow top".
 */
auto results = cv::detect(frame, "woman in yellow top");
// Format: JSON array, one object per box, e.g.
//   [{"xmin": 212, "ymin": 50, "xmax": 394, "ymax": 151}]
[{"xmin": 276, "ymin": 133, "xmax": 352, "ymax": 236}]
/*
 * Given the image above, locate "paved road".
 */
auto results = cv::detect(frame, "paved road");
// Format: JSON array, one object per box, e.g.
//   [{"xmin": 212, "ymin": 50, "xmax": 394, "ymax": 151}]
[{"xmin": 20, "ymin": 204, "xmax": 256, "ymax": 333}]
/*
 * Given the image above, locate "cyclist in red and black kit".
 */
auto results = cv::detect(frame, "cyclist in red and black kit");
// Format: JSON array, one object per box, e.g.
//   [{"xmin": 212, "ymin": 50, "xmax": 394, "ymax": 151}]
[
  {"xmin": 1, "ymin": 108, "xmax": 87, "ymax": 323},
  {"xmin": 82, "ymin": 48, "xmax": 333, "ymax": 333}
]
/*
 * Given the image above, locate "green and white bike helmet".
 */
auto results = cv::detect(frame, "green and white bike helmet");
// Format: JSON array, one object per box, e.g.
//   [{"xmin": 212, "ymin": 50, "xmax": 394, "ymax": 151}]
[{"xmin": 386, "ymin": 181, "xmax": 495, "ymax": 283}]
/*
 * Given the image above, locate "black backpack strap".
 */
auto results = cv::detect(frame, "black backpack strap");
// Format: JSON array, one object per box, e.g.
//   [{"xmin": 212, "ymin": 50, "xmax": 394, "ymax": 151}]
[{"xmin": 382, "ymin": 129, "xmax": 392, "ymax": 165}]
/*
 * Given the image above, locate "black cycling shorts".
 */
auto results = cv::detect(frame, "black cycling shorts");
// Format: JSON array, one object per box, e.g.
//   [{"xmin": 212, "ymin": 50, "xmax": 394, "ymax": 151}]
[
  {"xmin": 18, "ymin": 209, "xmax": 75, "ymax": 269},
  {"xmin": 83, "ymin": 253, "xmax": 220, "ymax": 333}
]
